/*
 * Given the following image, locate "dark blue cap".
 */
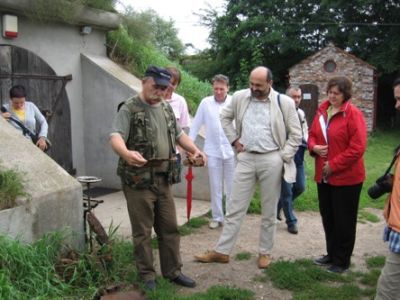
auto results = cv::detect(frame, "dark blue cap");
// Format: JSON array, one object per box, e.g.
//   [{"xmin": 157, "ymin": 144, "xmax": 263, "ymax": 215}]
[{"xmin": 144, "ymin": 66, "xmax": 172, "ymax": 86}]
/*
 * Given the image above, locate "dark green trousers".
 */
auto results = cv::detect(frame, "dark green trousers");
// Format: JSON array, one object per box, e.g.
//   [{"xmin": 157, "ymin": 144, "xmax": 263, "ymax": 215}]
[{"xmin": 122, "ymin": 175, "xmax": 182, "ymax": 281}]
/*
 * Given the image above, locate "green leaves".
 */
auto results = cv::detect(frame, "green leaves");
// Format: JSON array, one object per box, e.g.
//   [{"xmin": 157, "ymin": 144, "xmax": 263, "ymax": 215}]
[{"xmin": 200, "ymin": 0, "xmax": 400, "ymax": 90}]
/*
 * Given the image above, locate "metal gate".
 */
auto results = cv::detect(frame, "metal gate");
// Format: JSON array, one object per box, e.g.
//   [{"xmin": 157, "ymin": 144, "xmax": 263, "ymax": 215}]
[{"xmin": 0, "ymin": 44, "xmax": 74, "ymax": 174}]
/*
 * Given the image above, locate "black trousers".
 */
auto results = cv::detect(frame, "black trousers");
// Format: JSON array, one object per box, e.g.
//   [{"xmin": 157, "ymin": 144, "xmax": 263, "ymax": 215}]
[{"xmin": 317, "ymin": 182, "xmax": 363, "ymax": 268}]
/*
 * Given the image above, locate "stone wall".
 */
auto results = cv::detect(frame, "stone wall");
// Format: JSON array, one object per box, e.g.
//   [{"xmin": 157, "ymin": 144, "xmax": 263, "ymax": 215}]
[{"xmin": 289, "ymin": 45, "xmax": 376, "ymax": 131}]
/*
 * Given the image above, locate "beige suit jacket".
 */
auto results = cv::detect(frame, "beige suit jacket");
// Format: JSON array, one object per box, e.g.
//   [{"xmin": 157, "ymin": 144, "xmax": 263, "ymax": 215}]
[{"xmin": 220, "ymin": 88, "xmax": 302, "ymax": 183}]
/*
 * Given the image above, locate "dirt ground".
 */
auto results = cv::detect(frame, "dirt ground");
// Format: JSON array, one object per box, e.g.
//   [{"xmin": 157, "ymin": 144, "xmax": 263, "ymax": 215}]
[{"xmin": 166, "ymin": 208, "xmax": 388, "ymax": 299}]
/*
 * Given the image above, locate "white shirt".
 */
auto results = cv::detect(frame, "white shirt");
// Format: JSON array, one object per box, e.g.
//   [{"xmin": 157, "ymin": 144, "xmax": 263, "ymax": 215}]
[
  {"xmin": 241, "ymin": 98, "xmax": 278, "ymax": 152},
  {"xmin": 189, "ymin": 95, "xmax": 234, "ymax": 159}
]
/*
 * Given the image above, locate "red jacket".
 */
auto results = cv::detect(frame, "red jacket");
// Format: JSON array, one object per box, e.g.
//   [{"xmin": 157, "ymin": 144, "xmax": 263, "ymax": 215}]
[{"xmin": 308, "ymin": 100, "xmax": 367, "ymax": 186}]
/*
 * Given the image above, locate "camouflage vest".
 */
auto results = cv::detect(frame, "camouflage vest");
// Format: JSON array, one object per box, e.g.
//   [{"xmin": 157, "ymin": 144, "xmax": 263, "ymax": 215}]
[{"xmin": 117, "ymin": 96, "xmax": 179, "ymax": 188}]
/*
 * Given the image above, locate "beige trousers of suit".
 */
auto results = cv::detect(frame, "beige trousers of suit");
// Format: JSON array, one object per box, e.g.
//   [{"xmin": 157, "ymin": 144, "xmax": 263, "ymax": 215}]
[{"xmin": 215, "ymin": 151, "xmax": 283, "ymax": 255}]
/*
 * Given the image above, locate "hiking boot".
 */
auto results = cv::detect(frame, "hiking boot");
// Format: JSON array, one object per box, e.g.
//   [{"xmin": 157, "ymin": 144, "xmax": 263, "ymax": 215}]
[
  {"xmin": 287, "ymin": 224, "xmax": 298, "ymax": 234},
  {"xmin": 194, "ymin": 250, "xmax": 229, "ymax": 263},
  {"xmin": 258, "ymin": 254, "xmax": 272, "ymax": 269},
  {"xmin": 313, "ymin": 255, "xmax": 332, "ymax": 266}
]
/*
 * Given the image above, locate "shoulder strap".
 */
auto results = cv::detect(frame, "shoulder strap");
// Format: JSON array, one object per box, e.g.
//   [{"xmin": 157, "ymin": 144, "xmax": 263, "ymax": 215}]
[
  {"xmin": 1, "ymin": 106, "xmax": 36, "ymax": 140},
  {"xmin": 384, "ymin": 151, "xmax": 400, "ymax": 175}
]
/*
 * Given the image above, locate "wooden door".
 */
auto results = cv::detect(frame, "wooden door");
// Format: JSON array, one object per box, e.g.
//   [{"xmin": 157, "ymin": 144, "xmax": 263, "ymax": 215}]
[
  {"xmin": 0, "ymin": 45, "xmax": 74, "ymax": 174},
  {"xmin": 299, "ymin": 84, "xmax": 319, "ymax": 125}
]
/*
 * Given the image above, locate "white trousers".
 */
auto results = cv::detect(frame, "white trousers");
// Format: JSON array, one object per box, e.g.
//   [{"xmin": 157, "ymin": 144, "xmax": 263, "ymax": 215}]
[
  {"xmin": 207, "ymin": 155, "xmax": 235, "ymax": 222},
  {"xmin": 215, "ymin": 151, "xmax": 283, "ymax": 255}
]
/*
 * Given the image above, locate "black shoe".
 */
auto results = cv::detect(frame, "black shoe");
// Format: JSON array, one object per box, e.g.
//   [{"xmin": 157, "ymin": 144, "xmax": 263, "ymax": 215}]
[
  {"xmin": 287, "ymin": 224, "xmax": 298, "ymax": 234},
  {"xmin": 144, "ymin": 279, "xmax": 156, "ymax": 290},
  {"xmin": 277, "ymin": 209, "xmax": 282, "ymax": 221},
  {"xmin": 327, "ymin": 265, "xmax": 348, "ymax": 274},
  {"xmin": 313, "ymin": 255, "xmax": 332, "ymax": 266},
  {"xmin": 171, "ymin": 273, "xmax": 196, "ymax": 288}
]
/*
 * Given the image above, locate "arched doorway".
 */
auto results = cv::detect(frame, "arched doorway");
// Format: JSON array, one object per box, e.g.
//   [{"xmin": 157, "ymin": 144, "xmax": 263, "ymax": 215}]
[{"xmin": 0, "ymin": 45, "xmax": 74, "ymax": 174}]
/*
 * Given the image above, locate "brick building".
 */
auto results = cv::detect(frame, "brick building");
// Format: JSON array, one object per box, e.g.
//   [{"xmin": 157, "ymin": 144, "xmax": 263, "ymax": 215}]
[{"xmin": 288, "ymin": 43, "xmax": 377, "ymax": 131}]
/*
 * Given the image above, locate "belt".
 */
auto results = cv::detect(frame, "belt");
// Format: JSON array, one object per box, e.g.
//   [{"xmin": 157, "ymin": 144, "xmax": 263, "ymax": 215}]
[
  {"xmin": 248, "ymin": 151, "xmax": 266, "ymax": 154},
  {"xmin": 247, "ymin": 149, "xmax": 278, "ymax": 154}
]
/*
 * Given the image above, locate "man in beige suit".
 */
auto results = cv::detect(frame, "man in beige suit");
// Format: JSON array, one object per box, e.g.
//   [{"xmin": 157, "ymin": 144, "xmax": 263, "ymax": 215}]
[{"xmin": 195, "ymin": 66, "xmax": 302, "ymax": 268}]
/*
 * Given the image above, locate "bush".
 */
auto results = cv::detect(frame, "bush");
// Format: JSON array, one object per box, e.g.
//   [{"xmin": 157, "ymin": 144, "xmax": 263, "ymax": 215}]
[{"xmin": 0, "ymin": 168, "xmax": 26, "ymax": 210}]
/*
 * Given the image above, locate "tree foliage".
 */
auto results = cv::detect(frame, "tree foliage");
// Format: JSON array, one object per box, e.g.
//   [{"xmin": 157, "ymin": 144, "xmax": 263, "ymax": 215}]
[
  {"xmin": 122, "ymin": 8, "xmax": 185, "ymax": 62},
  {"xmin": 199, "ymin": 0, "xmax": 400, "ymax": 90}
]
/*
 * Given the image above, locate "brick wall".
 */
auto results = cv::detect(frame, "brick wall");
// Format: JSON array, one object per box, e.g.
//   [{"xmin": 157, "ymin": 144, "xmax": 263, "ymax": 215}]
[{"xmin": 289, "ymin": 44, "xmax": 376, "ymax": 131}]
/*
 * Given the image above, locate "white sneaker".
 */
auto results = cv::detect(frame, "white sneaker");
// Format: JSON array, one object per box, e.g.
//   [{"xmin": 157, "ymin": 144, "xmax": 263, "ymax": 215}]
[{"xmin": 209, "ymin": 221, "xmax": 221, "ymax": 229}]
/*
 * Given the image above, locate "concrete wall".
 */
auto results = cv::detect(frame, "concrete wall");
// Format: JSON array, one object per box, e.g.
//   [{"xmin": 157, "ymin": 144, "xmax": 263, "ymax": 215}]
[
  {"xmin": 0, "ymin": 117, "xmax": 83, "ymax": 246},
  {"xmin": 0, "ymin": 14, "xmax": 109, "ymax": 177},
  {"xmin": 0, "ymin": 11, "xmax": 212, "ymax": 201},
  {"xmin": 81, "ymin": 54, "xmax": 141, "ymax": 188}
]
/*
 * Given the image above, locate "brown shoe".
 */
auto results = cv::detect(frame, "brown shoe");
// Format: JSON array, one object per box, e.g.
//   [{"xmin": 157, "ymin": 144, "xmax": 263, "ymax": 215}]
[
  {"xmin": 258, "ymin": 254, "xmax": 272, "ymax": 269},
  {"xmin": 194, "ymin": 250, "xmax": 229, "ymax": 263}
]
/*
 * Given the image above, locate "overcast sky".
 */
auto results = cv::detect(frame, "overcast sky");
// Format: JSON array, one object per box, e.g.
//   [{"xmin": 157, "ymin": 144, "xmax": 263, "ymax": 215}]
[{"xmin": 117, "ymin": 0, "xmax": 225, "ymax": 52}]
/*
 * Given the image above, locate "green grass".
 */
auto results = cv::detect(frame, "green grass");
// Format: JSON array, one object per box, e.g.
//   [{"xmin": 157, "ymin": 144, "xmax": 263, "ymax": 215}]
[
  {"xmin": 358, "ymin": 209, "xmax": 380, "ymax": 223},
  {"xmin": 248, "ymin": 129, "xmax": 400, "ymax": 214},
  {"xmin": 235, "ymin": 252, "xmax": 252, "ymax": 261},
  {"xmin": 107, "ymin": 27, "xmax": 212, "ymax": 114},
  {"xmin": 260, "ymin": 256, "xmax": 384, "ymax": 299},
  {"xmin": 0, "ymin": 167, "xmax": 26, "ymax": 210},
  {"xmin": 0, "ymin": 232, "xmax": 254, "ymax": 299}
]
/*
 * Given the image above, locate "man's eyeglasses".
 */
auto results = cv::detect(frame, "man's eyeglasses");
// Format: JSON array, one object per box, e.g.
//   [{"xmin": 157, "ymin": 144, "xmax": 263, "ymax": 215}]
[{"xmin": 153, "ymin": 84, "xmax": 168, "ymax": 91}]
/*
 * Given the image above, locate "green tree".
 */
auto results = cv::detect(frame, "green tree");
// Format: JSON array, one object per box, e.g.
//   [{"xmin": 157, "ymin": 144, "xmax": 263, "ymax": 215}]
[
  {"xmin": 199, "ymin": 0, "xmax": 400, "ymax": 90},
  {"xmin": 122, "ymin": 8, "xmax": 185, "ymax": 62}
]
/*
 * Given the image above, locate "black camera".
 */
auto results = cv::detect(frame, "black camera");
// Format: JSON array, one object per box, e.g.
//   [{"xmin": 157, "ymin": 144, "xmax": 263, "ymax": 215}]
[{"xmin": 367, "ymin": 173, "xmax": 393, "ymax": 199}]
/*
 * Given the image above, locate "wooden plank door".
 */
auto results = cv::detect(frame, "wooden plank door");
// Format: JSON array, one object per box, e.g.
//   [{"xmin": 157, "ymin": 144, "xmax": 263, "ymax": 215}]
[
  {"xmin": 299, "ymin": 84, "xmax": 319, "ymax": 126},
  {"xmin": 0, "ymin": 45, "xmax": 74, "ymax": 174}
]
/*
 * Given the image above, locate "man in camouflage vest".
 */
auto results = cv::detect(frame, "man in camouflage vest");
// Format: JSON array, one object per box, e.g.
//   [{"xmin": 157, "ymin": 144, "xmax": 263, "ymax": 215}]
[{"xmin": 109, "ymin": 66, "xmax": 206, "ymax": 290}]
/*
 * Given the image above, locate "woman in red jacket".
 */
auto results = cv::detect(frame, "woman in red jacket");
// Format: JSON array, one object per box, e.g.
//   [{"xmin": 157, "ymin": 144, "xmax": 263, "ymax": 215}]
[{"xmin": 308, "ymin": 76, "xmax": 367, "ymax": 273}]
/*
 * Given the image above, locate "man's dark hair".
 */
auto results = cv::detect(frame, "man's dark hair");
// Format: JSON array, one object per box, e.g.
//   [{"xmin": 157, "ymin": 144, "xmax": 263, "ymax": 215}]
[
  {"xmin": 10, "ymin": 85, "xmax": 27, "ymax": 98},
  {"xmin": 393, "ymin": 77, "xmax": 400, "ymax": 89},
  {"xmin": 326, "ymin": 76, "xmax": 352, "ymax": 101},
  {"xmin": 266, "ymin": 68, "xmax": 273, "ymax": 82},
  {"xmin": 212, "ymin": 74, "xmax": 229, "ymax": 85}
]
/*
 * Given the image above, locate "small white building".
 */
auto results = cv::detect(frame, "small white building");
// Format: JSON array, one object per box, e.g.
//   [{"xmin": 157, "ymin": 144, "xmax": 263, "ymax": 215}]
[{"xmin": 0, "ymin": 0, "xmax": 142, "ymax": 188}]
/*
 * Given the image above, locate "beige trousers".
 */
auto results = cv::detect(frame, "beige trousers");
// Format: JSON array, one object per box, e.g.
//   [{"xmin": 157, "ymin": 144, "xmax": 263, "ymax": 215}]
[
  {"xmin": 376, "ymin": 250, "xmax": 400, "ymax": 300},
  {"xmin": 215, "ymin": 151, "xmax": 283, "ymax": 255}
]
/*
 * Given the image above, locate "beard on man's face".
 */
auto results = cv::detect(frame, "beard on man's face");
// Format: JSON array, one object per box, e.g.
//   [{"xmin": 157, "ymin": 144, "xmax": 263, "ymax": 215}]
[{"xmin": 251, "ymin": 88, "xmax": 267, "ymax": 98}]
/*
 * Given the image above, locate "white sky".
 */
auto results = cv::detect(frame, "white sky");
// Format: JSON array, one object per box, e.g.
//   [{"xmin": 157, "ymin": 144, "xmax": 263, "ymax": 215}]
[{"xmin": 116, "ymin": 0, "xmax": 225, "ymax": 52}]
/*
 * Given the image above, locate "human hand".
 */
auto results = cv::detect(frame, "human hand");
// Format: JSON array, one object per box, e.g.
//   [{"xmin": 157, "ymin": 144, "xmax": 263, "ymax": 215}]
[
  {"xmin": 123, "ymin": 150, "xmax": 147, "ymax": 167},
  {"xmin": 322, "ymin": 161, "xmax": 332, "ymax": 178},
  {"xmin": 36, "ymin": 137, "xmax": 48, "ymax": 151},
  {"xmin": 234, "ymin": 139, "xmax": 244, "ymax": 153},
  {"xmin": 1, "ymin": 111, "xmax": 11, "ymax": 120},
  {"xmin": 313, "ymin": 145, "xmax": 328, "ymax": 158},
  {"xmin": 184, "ymin": 151, "xmax": 207, "ymax": 167}
]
